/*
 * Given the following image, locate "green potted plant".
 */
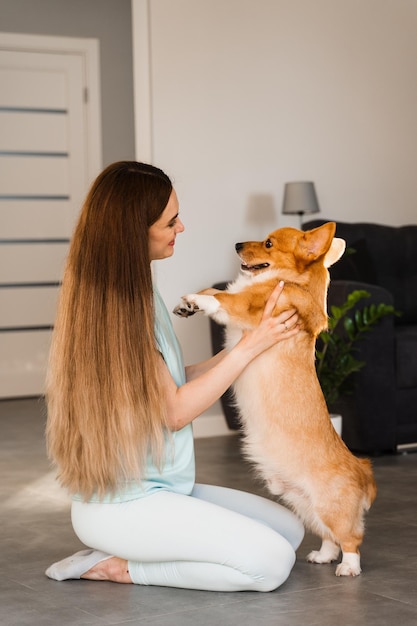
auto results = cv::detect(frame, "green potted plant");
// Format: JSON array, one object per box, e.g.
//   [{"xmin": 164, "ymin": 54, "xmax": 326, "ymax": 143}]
[{"xmin": 316, "ymin": 290, "xmax": 397, "ymax": 409}]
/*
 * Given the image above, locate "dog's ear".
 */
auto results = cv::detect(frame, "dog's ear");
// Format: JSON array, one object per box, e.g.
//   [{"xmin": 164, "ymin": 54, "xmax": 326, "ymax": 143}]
[
  {"xmin": 296, "ymin": 222, "xmax": 339, "ymax": 264},
  {"xmin": 324, "ymin": 237, "xmax": 346, "ymax": 268}
]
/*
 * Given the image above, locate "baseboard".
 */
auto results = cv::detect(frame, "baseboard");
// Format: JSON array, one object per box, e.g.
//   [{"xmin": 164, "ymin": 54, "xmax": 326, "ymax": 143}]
[
  {"xmin": 193, "ymin": 412, "xmax": 237, "ymax": 439},
  {"xmin": 194, "ymin": 413, "xmax": 343, "ymax": 439},
  {"xmin": 397, "ymin": 442, "xmax": 417, "ymax": 453}
]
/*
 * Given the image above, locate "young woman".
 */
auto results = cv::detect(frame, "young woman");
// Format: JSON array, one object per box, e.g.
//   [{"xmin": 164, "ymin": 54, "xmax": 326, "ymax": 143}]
[{"xmin": 45, "ymin": 161, "xmax": 304, "ymax": 592}]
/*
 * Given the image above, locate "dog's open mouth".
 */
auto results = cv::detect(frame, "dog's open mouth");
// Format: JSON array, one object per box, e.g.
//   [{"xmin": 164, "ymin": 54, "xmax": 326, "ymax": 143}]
[{"xmin": 241, "ymin": 262, "xmax": 270, "ymax": 272}]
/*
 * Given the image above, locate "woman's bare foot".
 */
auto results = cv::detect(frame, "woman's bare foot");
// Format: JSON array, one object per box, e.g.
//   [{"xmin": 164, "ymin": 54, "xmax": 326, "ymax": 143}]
[{"xmin": 81, "ymin": 556, "xmax": 132, "ymax": 583}]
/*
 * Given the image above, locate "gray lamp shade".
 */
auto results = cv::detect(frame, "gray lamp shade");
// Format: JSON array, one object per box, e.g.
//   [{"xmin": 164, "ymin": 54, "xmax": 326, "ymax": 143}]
[{"xmin": 282, "ymin": 181, "xmax": 320, "ymax": 216}]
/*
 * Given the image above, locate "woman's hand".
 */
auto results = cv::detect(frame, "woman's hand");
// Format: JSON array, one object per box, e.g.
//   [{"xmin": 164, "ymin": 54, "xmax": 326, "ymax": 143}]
[
  {"xmin": 238, "ymin": 281, "xmax": 300, "ymax": 359},
  {"xmin": 262, "ymin": 280, "xmax": 300, "ymax": 336}
]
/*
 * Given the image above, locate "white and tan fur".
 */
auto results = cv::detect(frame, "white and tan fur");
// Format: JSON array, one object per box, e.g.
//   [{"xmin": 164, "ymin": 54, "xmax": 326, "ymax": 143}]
[{"xmin": 174, "ymin": 222, "xmax": 377, "ymax": 576}]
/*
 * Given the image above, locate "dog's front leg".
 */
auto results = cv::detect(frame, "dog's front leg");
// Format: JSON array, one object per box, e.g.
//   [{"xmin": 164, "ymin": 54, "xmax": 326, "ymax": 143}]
[
  {"xmin": 306, "ymin": 538, "xmax": 340, "ymax": 565},
  {"xmin": 173, "ymin": 290, "xmax": 228, "ymax": 324}
]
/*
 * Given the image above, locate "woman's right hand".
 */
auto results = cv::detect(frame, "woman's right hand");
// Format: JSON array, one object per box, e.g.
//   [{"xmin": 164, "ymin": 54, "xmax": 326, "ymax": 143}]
[{"xmin": 238, "ymin": 281, "xmax": 300, "ymax": 360}]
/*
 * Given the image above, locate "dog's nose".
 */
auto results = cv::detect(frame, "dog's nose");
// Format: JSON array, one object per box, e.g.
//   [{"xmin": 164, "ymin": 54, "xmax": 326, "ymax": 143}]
[{"xmin": 235, "ymin": 242, "xmax": 243, "ymax": 252}]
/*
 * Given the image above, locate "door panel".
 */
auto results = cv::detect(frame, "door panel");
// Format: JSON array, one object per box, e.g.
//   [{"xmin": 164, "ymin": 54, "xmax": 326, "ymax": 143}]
[
  {"xmin": 0, "ymin": 155, "xmax": 70, "ymax": 197},
  {"xmin": 0, "ymin": 54, "xmax": 67, "ymax": 108},
  {"xmin": 0, "ymin": 199, "xmax": 77, "ymax": 239},
  {"xmin": 0, "ymin": 287, "xmax": 59, "ymax": 328},
  {"xmin": 0, "ymin": 244, "xmax": 68, "ymax": 283},
  {"xmin": 0, "ymin": 111, "xmax": 68, "ymax": 152}
]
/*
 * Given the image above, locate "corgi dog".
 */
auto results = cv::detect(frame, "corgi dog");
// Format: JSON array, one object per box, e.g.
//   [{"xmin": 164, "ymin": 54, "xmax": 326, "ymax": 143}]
[{"xmin": 174, "ymin": 222, "xmax": 377, "ymax": 576}]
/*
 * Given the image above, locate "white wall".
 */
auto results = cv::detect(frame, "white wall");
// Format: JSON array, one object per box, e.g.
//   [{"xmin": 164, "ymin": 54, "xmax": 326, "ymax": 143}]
[{"xmin": 132, "ymin": 0, "xmax": 417, "ymax": 427}]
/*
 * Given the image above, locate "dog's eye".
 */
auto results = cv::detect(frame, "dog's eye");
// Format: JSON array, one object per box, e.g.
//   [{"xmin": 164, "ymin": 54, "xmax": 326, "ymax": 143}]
[{"xmin": 265, "ymin": 239, "xmax": 273, "ymax": 249}]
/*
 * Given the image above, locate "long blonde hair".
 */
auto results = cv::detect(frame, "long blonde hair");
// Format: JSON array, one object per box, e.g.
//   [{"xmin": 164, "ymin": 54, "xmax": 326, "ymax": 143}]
[{"xmin": 46, "ymin": 161, "xmax": 173, "ymax": 500}]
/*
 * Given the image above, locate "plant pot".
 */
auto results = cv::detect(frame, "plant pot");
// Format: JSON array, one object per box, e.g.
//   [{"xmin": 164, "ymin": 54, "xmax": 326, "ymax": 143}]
[{"xmin": 330, "ymin": 413, "xmax": 342, "ymax": 437}]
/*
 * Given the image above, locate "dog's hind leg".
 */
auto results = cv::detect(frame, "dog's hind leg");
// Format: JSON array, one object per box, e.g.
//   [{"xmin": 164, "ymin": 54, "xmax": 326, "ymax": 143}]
[
  {"xmin": 324, "ymin": 509, "xmax": 364, "ymax": 576},
  {"xmin": 335, "ymin": 552, "xmax": 361, "ymax": 577},
  {"xmin": 305, "ymin": 501, "xmax": 363, "ymax": 575},
  {"xmin": 333, "ymin": 463, "xmax": 376, "ymax": 576},
  {"xmin": 306, "ymin": 538, "xmax": 340, "ymax": 565},
  {"xmin": 334, "ymin": 525, "xmax": 364, "ymax": 576}
]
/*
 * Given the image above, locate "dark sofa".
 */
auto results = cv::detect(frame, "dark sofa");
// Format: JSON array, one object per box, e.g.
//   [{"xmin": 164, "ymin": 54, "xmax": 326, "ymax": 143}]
[
  {"xmin": 302, "ymin": 219, "xmax": 417, "ymax": 454},
  {"xmin": 209, "ymin": 220, "xmax": 417, "ymax": 454}
]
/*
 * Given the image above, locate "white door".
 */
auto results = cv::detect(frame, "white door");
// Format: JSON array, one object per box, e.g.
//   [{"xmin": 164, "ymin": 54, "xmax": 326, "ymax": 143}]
[{"xmin": 0, "ymin": 34, "xmax": 102, "ymax": 397}]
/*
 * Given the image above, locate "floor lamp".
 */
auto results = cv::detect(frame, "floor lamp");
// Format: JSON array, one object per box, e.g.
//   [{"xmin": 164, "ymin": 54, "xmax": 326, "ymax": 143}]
[{"xmin": 281, "ymin": 181, "xmax": 320, "ymax": 228}]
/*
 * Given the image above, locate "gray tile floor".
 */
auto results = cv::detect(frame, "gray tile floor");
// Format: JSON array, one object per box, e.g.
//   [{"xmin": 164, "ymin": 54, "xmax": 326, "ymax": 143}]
[{"xmin": 1, "ymin": 397, "xmax": 417, "ymax": 626}]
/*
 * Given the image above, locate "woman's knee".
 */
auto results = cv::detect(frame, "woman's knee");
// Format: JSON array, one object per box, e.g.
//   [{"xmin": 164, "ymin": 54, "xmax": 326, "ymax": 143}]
[{"xmin": 254, "ymin": 534, "xmax": 297, "ymax": 592}]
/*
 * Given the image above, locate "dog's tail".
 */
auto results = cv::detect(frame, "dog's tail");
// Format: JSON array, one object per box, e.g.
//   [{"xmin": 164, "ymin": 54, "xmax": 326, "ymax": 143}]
[{"xmin": 359, "ymin": 458, "xmax": 377, "ymax": 509}]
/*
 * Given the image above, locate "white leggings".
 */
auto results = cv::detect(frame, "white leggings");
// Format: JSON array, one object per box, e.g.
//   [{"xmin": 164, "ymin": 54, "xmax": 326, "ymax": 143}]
[{"xmin": 71, "ymin": 484, "xmax": 304, "ymax": 592}]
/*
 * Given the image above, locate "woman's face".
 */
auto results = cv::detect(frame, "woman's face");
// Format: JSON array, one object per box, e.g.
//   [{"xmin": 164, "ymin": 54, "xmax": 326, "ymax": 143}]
[{"xmin": 148, "ymin": 189, "xmax": 185, "ymax": 261}]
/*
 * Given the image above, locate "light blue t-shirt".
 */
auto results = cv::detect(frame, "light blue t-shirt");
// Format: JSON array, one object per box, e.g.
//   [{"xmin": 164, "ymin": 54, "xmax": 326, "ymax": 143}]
[
  {"xmin": 141, "ymin": 285, "xmax": 196, "ymax": 496},
  {"xmin": 75, "ymin": 285, "xmax": 196, "ymax": 503}
]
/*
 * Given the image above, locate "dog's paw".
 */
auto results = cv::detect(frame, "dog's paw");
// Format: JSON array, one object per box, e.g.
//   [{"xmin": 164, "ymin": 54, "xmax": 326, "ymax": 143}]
[
  {"xmin": 306, "ymin": 539, "xmax": 340, "ymax": 564},
  {"xmin": 306, "ymin": 550, "xmax": 334, "ymax": 564},
  {"xmin": 173, "ymin": 297, "xmax": 200, "ymax": 318},
  {"xmin": 335, "ymin": 553, "xmax": 361, "ymax": 577},
  {"xmin": 173, "ymin": 294, "xmax": 221, "ymax": 319}
]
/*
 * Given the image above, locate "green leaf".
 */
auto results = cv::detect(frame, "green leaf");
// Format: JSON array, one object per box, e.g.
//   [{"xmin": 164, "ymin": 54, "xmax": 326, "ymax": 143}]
[{"xmin": 315, "ymin": 289, "xmax": 399, "ymax": 407}]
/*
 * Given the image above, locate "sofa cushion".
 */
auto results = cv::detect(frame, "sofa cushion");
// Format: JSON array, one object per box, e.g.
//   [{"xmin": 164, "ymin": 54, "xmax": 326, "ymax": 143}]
[
  {"xmin": 330, "ymin": 237, "xmax": 377, "ymax": 284},
  {"xmin": 395, "ymin": 325, "xmax": 417, "ymax": 388}
]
